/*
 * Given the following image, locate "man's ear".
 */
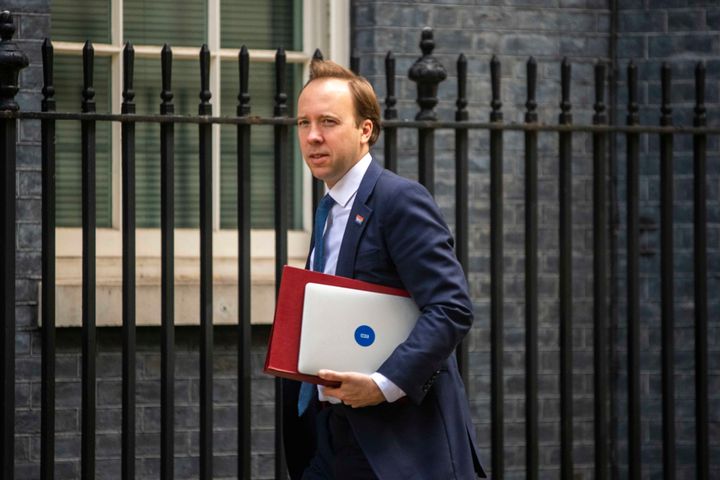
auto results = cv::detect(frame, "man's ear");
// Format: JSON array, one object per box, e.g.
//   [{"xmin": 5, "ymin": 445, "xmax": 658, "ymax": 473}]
[{"xmin": 360, "ymin": 118, "xmax": 373, "ymax": 144}]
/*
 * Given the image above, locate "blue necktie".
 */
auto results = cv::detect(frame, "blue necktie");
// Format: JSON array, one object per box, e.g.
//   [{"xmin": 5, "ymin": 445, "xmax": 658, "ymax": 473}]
[{"xmin": 298, "ymin": 194, "xmax": 335, "ymax": 416}]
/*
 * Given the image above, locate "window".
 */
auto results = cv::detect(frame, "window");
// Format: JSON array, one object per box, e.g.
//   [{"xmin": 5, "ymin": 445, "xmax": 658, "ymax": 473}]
[{"xmin": 47, "ymin": 0, "xmax": 350, "ymax": 326}]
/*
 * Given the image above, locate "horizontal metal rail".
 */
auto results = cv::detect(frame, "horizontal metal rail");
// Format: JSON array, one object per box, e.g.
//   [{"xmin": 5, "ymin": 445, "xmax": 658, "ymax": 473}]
[{"xmin": 4, "ymin": 110, "xmax": 720, "ymax": 134}]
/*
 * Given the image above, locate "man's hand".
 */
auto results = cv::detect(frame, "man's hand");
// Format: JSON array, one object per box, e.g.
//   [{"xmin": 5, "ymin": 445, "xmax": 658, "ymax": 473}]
[{"xmin": 318, "ymin": 370, "xmax": 386, "ymax": 408}]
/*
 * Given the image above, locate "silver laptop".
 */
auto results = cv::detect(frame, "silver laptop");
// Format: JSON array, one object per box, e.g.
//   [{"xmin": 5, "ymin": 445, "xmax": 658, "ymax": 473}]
[{"xmin": 297, "ymin": 282, "xmax": 420, "ymax": 376}]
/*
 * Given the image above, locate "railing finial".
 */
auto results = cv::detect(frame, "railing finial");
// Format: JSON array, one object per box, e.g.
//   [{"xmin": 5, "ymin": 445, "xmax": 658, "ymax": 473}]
[
  {"xmin": 694, "ymin": 62, "xmax": 706, "ymax": 127},
  {"xmin": 409, "ymin": 27, "xmax": 447, "ymax": 121},
  {"xmin": 525, "ymin": 57, "xmax": 537, "ymax": 123},
  {"xmin": 0, "ymin": 11, "xmax": 29, "ymax": 111},
  {"xmin": 385, "ymin": 51, "xmax": 397, "ymax": 120},
  {"xmin": 238, "ymin": 45, "xmax": 250, "ymax": 116},
  {"xmin": 490, "ymin": 55, "xmax": 502, "ymax": 122}
]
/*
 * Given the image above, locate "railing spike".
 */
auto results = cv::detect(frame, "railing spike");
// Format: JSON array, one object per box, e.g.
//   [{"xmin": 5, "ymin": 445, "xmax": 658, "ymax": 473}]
[
  {"xmin": 526, "ymin": 57, "xmax": 537, "ymax": 123},
  {"xmin": 238, "ymin": 45, "xmax": 250, "ymax": 116}
]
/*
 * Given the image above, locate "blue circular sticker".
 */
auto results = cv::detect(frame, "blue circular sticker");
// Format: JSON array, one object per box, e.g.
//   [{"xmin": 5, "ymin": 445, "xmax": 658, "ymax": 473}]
[{"xmin": 354, "ymin": 325, "xmax": 375, "ymax": 347}]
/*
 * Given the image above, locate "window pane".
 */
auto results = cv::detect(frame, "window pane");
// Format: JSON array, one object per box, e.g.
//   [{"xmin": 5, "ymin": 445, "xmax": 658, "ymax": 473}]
[
  {"xmin": 51, "ymin": 0, "xmax": 111, "ymax": 43},
  {"xmin": 125, "ymin": 0, "xmax": 206, "ymax": 46},
  {"xmin": 54, "ymin": 55, "xmax": 113, "ymax": 227},
  {"xmin": 220, "ymin": 0, "xmax": 301, "ymax": 51},
  {"xmin": 219, "ymin": 61, "xmax": 302, "ymax": 229},
  {"xmin": 133, "ymin": 57, "xmax": 201, "ymax": 228}
]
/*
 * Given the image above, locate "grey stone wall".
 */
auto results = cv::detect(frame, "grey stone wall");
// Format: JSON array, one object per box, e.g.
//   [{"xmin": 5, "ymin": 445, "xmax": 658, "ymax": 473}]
[
  {"xmin": 613, "ymin": 2, "xmax": 720, "ymax": 479},
  {"xmin": 7, "ymin": 3, "xmax": 279, "ymax": 479},
  {"xmin": 8, "ymin": 0, "xmax": 720, "ymax": 478},
  {"xmin": 16, "ymin": 326, "xmax": 275, "ymax": 479},
  {"xmin": 8, "ymin": 1, "xmax": 51, "ymax": 477},
  {"xmin": 353, "ymin": 1, "xmax": 611, "ymax": 478}
]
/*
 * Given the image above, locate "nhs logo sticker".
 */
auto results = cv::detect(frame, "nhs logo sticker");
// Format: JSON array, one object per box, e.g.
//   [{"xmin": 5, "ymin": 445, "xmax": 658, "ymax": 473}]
[{"xmin": 354, "ymin": 325, "xmax": 375, "ymax": 347}]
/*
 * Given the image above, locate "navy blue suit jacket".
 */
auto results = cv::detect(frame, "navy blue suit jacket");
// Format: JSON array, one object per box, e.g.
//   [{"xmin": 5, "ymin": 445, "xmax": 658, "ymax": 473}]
[{"xmin": 283, "ymin": 160, "xmax": 486, "ymax": 479}]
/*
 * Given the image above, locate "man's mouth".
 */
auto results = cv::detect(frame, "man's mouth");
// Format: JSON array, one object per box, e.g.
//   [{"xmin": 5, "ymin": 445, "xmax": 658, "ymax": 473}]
[{"xmin": 308, "ymin": 153, "xmax": 329, "ymax": 162}]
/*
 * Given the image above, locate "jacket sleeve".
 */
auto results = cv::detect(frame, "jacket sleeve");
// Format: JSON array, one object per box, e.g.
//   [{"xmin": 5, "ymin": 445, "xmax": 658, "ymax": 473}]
[{"xmin": 375, "ymin": 180, "xmax": 473, "ymax": 404}]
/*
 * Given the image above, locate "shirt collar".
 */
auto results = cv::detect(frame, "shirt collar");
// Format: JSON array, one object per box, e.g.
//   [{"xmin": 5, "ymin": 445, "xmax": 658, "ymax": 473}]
[{"xmin": 327, "ymin": 153, "xmax": 372, "ymax": 208}]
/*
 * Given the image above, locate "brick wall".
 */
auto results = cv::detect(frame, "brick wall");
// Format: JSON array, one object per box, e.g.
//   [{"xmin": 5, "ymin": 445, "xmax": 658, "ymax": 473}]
[
  {"xmin": 614, "ymin": 2, "xmax": 720, "ymax": 479},
  {"xmin": 353, "ymin": 1, "xmax": 610, "ymax": 478},
  {"xmin": 9, "ymin": 1, "xmax": 51, "ymax": 477},
  {"xmin": 7, "ymin": 2, "xmax": 279, "ymax": 478},
  {"xmin": 8, "ymin": 0, "xmax": 720, "ymax": 478}
]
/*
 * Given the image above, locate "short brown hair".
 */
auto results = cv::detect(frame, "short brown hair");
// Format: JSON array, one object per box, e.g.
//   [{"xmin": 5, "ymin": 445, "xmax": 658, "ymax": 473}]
[{"xmin": 303, "ymin": 59, "xmax": 382, "ymax": 146}]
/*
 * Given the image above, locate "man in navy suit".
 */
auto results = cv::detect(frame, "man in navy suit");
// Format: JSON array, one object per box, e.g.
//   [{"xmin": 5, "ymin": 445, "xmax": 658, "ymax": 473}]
[{"xmin": 282, "ymin": 59, "xmax": 485, "ymax": 480}]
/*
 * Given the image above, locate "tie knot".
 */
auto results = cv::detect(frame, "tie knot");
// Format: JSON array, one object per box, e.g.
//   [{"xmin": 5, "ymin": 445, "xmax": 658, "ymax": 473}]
[{"xmin": 318, "ymin": 193, "xmax": 335, "ymax": 213}]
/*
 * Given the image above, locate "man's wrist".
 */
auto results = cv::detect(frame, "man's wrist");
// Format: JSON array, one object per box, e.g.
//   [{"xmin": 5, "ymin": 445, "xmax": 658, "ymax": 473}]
[{"xmin": 370, "ymin": 372, "xmax": 406, "ymax": 403}]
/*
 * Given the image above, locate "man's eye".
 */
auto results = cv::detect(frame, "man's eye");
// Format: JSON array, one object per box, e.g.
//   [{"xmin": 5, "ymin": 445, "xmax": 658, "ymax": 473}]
[
  {"xmin": 322, "ymin": 119, "xmax": 337, "ymax": 126},
  {"xmin": 297, "ymin": 120, "xmax": 309, "ymax": 127}
]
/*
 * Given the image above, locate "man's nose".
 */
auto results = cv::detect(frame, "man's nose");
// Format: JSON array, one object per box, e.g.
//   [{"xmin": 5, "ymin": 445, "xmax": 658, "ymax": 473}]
[{"xmin": 306, "ymin": 124, "xmax": 323, "ymax": 143}]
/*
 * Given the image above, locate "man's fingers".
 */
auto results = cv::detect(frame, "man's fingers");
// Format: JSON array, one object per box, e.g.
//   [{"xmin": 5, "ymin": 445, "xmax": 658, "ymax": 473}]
[{"xmin": 318, "ymin": 369, "xmax": 346, "ymax": 382}]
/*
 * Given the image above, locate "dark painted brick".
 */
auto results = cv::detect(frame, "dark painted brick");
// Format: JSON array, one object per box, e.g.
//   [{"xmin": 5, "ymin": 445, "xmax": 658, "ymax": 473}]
[
  {"xmin": 669, "ymin": 10, "xmax": 707, "ymax": 31},
  {"xmin": 619, "ymin": 11, "xmax": 667, "ymax": 33},
  {"xmin": 649, "ymin": 34, "xmax": 719, "ymax": 58},
  {"xmin": 19, "ymin": 12, "xmax": 50, "ymax": 37},
  {"xmin": 708, "ymin": 9, "xmax": 720, "ymax": 29}
]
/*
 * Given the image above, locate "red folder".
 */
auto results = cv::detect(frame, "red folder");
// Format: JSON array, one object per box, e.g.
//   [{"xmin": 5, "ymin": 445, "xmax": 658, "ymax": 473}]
[{"xmin": 264, "ymin": 265, "xmax": 411, "ymax": 386}]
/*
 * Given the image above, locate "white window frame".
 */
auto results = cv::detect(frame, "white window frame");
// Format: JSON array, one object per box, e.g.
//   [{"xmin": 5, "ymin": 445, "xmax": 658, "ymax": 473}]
[{"xmin": 46, "ymin": 0, "xmax": 350, "ymax": 327}]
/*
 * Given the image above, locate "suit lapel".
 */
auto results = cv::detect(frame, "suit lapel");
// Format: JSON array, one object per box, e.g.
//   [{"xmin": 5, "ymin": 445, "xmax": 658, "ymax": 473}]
[{"xmin": 335, "ymin": 160, "xmax": 383, "ymax": 278}]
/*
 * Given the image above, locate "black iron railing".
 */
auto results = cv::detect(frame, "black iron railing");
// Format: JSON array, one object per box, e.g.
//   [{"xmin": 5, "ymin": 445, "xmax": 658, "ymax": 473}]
[{"xmin": 0, "ymin": 11, "xmax": 715, "ymax": 480}]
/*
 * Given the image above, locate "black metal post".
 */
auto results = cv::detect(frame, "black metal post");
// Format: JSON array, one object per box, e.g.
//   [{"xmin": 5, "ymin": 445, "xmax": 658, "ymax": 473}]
[
  {"xmin": 198, "ymin": 43, "xmax": 214, "ymax": 480},
  {"xmin": 237, "ymin": 45, "xmax": 252, "ymax": 480},
  {"xmin": 160, "ymin": 43, "xmax": 175, "ymax": 480},
  {"xmin": 409, "ymin": 28, "xmax": 446, "ymax": 195},
  {"xmin": 659, "ymin": 62, "xmax": 676, "ymax": 480},
  {"xmin": 524, "ymin": 56, "xmax": 539, "ymax": 480},
  {"xmin": 311, "ymin": 49, "xmax": 324, "ymax": 213},
  {"xmin": 489, "ymin": 54, "xmax": 504, "ymax": 480},
  {"xmin": 592, "ymin": 61, "xmax": 609, "ymax": 480},
  {"xmin": 274, "ymin": 47, "xmax": 289, "ymax": 480},
  {"xmin": 81, "ymin": 41, "xmax": 97, "ymax": 480},
  {"xmin": 121, "ymin": 41, "xmax": 137, "ymax": 480},
  {"xmin": 350, "ymin": 51, "xmax": 360, "ymax": 75},
  {"xmin": 692, "ymin": 61, "xmax": 709, "ymax": 480},
  {"xmin": 384, "ymin": 51, "xmax": 398, "ymax": 173},
  {"xmin": 626, "ymin": 61, "xmax": 642, "ymax": 480},
  {"xmin": 40, "ymin": 37, "xmax": 56, "ymax": 480},
  {"xmin": 454, "ymin": 53, "xmax": 469, "ymax": 383},
  {"xmin": 558, "ymin": 57, "xmax": 573, "ymax": 480},
  {"xmin": 0, "ymin": 12, "xmax": 28, "ymax": 480}
]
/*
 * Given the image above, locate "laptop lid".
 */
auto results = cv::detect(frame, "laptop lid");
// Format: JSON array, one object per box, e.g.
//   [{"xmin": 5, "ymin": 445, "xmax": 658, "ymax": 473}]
[{"xmin": 297, "ymin": 282, "xmax": 420, "ymax": 375}]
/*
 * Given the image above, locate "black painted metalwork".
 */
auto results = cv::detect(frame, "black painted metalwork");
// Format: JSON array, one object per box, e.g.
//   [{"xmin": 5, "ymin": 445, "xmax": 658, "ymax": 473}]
[
  {"xmin": 0, "ymin": 21, "xmax": 717, "ymax": 480},
  {"xmin": 311, "ymin": 49, "xmax": 325, "ymax": 213},
  {"xmin": 159, "ymin": 43, "xmax": 175, "ymax": 480},
  {"xmin": 659, "ymin": 62, "xmax": 676, "ymax": 480},
  {"xmin": 592, "ymin": 61, "xmax": 609, "ymax": 480},
  {"xmin": 489, "ymin": 54, "xmax": 504, "ymax": 480},
  {"xmin": 273, "ymin": 47, "xmax": 290, "ymax": 480},
  {"xmin": 384, "ymin": 51, "xmax": 398, "ymax": 173},
  {"xmin": 237, "ymin": 45, "xmax": 252, "ymax": 480},
  {"xmin": 40, "ymin": 37, "xmax": 56, "ymax": 480},
  {"xmin": 81, "ymin": 40, "xmax": 97, "ymax": 480},
  {"xmin": 350, "ymin": 51, "xmax": 360, "ymax": 75},
  {"xmin": 121, "ymin": 41, "xmax": 137, "ymax": 480},
  {"xmin": 524, "ymin": 56, "xmax": 539, "ymax": 480},
  {"xmin": 198, "ymin": 43, "xmax": 214, "ymax": 480},
  {"xmin": 454, "ymin": 53, "xmax": 469, "ymax": 383},
  {"xmin": 693, "ymin": 61, "xmax": 709, "ymax": 480},
  {"xmin": 409, "ymin": 28, "xmax": 445, "ymax": 194},
  {"xmin": 558, "ymin": 57, "xmax": 573, "ymax": 480},
  {"xmin": 0, "ymin": 12, "xmax": 27, "ymax": 480},
  {"xmin": 626, "ymin": 61, "xmax": 642, "ymax": 480}
]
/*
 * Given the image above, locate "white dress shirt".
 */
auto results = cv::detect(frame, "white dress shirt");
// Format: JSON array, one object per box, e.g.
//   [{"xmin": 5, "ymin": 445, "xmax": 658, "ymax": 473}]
[{"xmin": 311, "ymin": 153, "xmax": 406, "ymax": 404}]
